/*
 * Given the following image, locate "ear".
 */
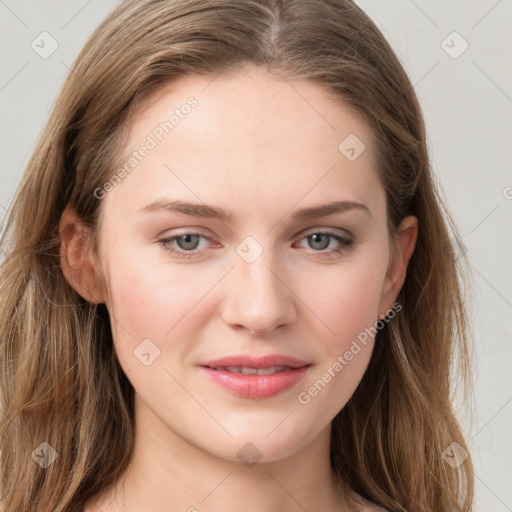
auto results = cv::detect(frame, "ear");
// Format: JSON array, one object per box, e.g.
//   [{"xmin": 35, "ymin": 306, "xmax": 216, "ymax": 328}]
[
  {"xmin": 59, "ymin": 206, "xmax": 106, "ymax": 304},
  {"xmin": 377, "ymin": 215, "xmax": 418, "ymax": 317}
]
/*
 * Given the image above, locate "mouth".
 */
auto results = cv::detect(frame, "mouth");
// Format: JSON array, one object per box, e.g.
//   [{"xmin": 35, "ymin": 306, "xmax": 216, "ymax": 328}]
[
  {"xmin": 199, "ymin": 355, "xmax": 311, "ymax": 398},
  {"xmin": 206, "ymin": 365, "xmax": 299, "ymax": 375}
]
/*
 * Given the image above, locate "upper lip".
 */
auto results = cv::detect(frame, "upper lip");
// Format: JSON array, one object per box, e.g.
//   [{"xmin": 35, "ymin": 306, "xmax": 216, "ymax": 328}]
[{"xmin": 200, "ymin": 355, "xmax": 310, "ymax": 369}]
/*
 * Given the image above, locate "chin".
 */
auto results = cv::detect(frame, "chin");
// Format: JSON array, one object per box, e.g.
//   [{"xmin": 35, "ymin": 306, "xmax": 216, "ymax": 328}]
[{"xmin": 193, "ymin": 421, "xmax": 323, "ymax": 466}]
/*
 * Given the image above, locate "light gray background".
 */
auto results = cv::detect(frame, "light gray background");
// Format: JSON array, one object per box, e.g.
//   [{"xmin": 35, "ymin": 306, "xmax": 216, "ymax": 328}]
[{"xmin": 1, "ymin": 1, "xmax": 511, "ymax": 510}]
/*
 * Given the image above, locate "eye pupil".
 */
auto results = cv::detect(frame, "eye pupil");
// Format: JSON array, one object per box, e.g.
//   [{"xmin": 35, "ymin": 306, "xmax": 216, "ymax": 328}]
[
  {"xmin": 177, "ymin": 234, "xmax": 200, "ymax": 250},
  {"xmin": 309, "ymin": 233, "xmax": 330, "ymax": 250}
]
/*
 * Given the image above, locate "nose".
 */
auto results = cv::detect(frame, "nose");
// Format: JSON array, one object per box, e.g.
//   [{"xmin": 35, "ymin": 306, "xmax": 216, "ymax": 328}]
[{"xmin": 220, "ymin": 251, "xmax": 297, "ymax": 336}]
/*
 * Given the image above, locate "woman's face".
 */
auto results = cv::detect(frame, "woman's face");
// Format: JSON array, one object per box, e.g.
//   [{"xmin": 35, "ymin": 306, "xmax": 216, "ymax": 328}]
[{"xmin": 89, "ymin": 66, "xmax": 414, "ymax": 463}]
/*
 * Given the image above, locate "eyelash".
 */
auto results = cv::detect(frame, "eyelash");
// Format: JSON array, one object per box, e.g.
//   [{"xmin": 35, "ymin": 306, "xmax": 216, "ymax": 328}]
[{"xmin": 157, "ymin": 230, "xmax": 354, "ymax": 260}]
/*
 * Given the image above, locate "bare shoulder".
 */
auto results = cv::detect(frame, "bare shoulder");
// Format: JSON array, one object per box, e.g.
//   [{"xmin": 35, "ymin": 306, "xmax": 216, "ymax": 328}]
[
  {"xmin": 351, "ymin": 491, "xmax": 389, "ymax": 512},
  {"xmin": 83, "ymin": 487, "xmax": 119, "ymax": 512}
]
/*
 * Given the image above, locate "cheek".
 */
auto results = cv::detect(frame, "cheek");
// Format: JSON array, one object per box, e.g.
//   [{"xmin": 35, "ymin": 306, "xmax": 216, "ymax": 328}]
[
  {"xmin": 106, "ymin": 247, "xmax": 206, "ymax": 331},
  {"xmin": 103, "ymin": 244, "xmax": 232, "ymax": 377},
  {"xmin": 299, "ymin": 257, "xmax": 387, "ymax": 349},
  {"xmin": 294, "ymin": 263, "xmax": 385, "ymax": 422},
  {"xmin": 102, "ymin": 251, "xmax": 203, "ymax": 370}
]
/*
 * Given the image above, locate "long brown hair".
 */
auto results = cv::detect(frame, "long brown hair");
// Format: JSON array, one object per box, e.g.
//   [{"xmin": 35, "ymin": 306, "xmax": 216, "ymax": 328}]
[{"xmin": 0, "ymin": 1, "xmax": 474, "ymax": 510}]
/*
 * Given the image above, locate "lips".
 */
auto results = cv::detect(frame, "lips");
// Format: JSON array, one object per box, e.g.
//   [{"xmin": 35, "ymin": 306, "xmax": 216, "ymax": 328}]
[
  {"xmin": 209, "ymin": 365, "xmax": 291, "ymax": 375},
  {"xmin": 201, "ymin": 354, "xmax": 310, "ymax": 369},
  {"xmin": 199, "ymin": 355, "xmax": 311, "ymax": 398}
]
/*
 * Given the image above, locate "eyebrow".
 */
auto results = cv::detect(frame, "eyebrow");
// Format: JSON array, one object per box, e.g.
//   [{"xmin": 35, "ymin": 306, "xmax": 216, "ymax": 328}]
[{"xmin": 139, "ymin": 199, "xmax": 371, "ymax": 221}]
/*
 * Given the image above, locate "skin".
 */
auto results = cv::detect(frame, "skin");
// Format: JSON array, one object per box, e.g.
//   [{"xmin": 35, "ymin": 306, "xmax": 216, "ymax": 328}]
[{"xmin": 60, "ymin": 65, "xmax": 417, "ymax": 512}]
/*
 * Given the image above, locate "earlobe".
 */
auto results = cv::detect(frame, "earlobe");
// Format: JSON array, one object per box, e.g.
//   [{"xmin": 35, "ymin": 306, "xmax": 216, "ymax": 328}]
[
  {"xmin": 59, "ymin": 207, "xmax": 106, "ymax": 304},
  {"xmin": 378, "ymin": 215, "xmax": 418, "ymax": 316}
]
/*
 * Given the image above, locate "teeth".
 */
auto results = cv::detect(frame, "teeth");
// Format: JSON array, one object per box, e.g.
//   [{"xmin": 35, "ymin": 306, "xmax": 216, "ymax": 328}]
[
  {"xmin": 215, "ymin": 365, "xmax": 290, "ymax": 375},
  {"xmin": 254, "ymin": 366, "xmax": 282, "ymax": 375},
  {"xmin": 239, "ymin": 366, "xmax": 257, "ymax": 375}
]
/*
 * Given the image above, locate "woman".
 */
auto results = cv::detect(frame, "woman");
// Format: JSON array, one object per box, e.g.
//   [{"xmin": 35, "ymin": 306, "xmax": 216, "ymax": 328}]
[{"xmin": 0, "ymin": 1, "xmax": 474, "ymax": 511}]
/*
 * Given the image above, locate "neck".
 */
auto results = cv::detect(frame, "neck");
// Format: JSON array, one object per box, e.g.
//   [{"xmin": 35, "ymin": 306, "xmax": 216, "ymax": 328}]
[{"xmin": 87, "ymin": 395, "xmax": 354, "ymax": 512}]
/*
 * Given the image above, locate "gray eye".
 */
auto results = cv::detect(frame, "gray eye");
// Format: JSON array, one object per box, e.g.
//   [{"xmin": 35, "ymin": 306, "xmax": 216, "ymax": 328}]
[
  {"xmin": 176, "ymin": 234, "xmax": 201, "ymax": 250},
  {"xmin": 307, "ymin": 233, "xmax": 331, "ymax": 250}
]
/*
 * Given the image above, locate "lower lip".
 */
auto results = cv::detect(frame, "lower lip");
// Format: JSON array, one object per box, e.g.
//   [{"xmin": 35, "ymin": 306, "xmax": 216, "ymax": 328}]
[{"xmin": 200, "ymin": 366, "xmax": 310, "ymax": 398}]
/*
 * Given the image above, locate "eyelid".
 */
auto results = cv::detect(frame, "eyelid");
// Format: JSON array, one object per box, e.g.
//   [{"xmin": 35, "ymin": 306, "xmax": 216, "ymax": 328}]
[
  {"xmin": 157, "ymin": 226, "xmax": 354, "ymax": 260},
  {"xmin": 158, "ymin": 226, "xmax": 352, "ymax": 244},
  {"xmin": 299, "ymin": 226, "xmax": 353, "ymax": 239}
]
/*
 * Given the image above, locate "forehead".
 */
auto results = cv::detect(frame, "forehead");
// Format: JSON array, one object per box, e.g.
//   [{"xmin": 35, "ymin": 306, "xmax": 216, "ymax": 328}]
[
  {"xmin": 126, "ymin": 67, "xmax": 375, "ymax": 157},
  {"xmin": 101, "ymin": 66, "xmax": 384, "ymax": 227}
]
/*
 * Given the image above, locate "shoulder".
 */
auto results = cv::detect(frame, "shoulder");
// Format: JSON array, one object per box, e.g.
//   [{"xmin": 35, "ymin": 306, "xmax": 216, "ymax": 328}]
[{"xmin": 351, "ymin": 491, "xmax": 389, "ymax": 512}]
